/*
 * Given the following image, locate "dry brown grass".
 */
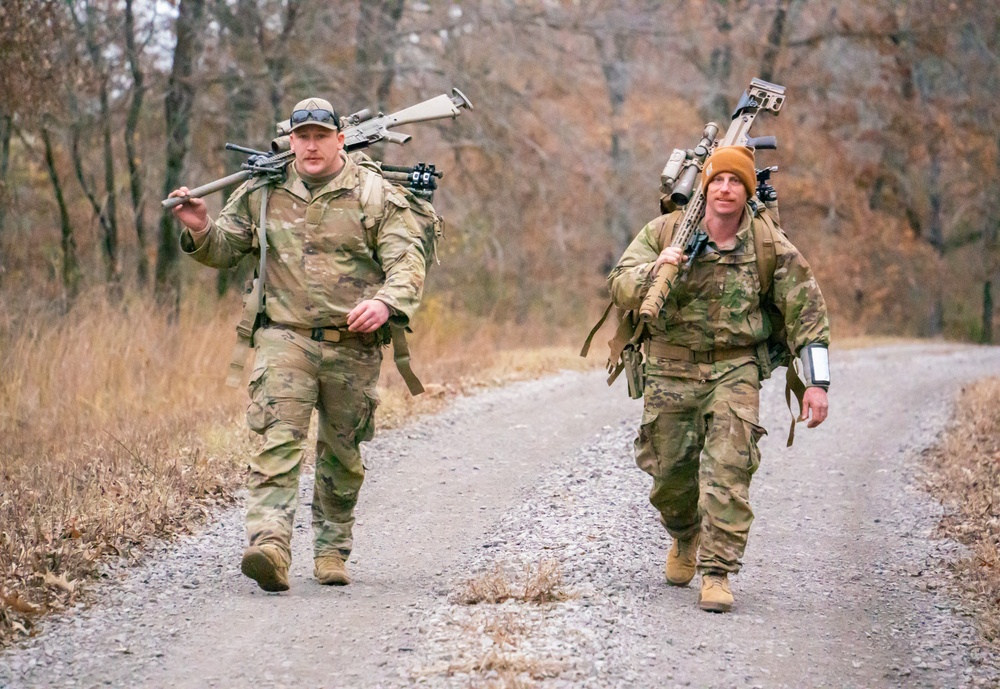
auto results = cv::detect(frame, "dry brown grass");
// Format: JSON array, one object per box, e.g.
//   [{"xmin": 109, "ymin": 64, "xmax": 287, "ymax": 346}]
[
  {"xmin": 411, "ymin": 610, "xmax": 565, "ymax": 687},
  {"xmin": 454, "ymin": 559, "xmax": 572, "ymax": 606},
  {"xmin": 0, "ymin": 290, "xmax": 594, "ymax": 645},
  {"xmin": 924, "ymin": 377, "xmax": 1000, "ymax": 647}
]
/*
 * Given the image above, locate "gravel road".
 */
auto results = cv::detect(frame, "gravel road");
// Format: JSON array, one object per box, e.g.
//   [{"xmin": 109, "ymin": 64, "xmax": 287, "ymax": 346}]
[{"xmin": 2, "ymin": 342, "xmax": 998, "ymax": 688}]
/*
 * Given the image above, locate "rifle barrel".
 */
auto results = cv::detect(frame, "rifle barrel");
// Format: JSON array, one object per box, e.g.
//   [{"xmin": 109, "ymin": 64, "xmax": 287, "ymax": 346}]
[{"xmin": 161, "ymin": 170, "xmax": 253, "ymax": 209}]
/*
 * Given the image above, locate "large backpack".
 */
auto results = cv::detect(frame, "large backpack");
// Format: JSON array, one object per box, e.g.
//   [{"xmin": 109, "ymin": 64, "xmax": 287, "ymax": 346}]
[
  {"xmin": 226, "ymin": 153, "xmax": 443, "ymax": 396},
  {"xmin": 352, "ymin": 151, "xmax": 444, "ymax": 395}
]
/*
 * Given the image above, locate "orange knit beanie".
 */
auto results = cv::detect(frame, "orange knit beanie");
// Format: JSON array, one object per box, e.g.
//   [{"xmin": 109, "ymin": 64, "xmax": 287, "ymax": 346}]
[{"xmin": 701, "ymin": 146, "xmax": 756, "ymax": 196}]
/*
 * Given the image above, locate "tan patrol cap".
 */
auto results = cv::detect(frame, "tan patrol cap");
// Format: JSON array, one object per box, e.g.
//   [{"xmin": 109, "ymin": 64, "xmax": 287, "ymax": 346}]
[{"xmin": 288, "ymin": 97, "xmax": 340, "ymax": 132}]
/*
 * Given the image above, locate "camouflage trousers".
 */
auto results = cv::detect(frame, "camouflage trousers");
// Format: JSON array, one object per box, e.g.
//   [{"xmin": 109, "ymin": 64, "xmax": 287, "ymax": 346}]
[
  {"xmin": 244, "ymin": 326, "xmax": 381, "ymax": 564},
  {"xmin": 635, "ymin": 363, "xmax": 766, "ymax": 575}
]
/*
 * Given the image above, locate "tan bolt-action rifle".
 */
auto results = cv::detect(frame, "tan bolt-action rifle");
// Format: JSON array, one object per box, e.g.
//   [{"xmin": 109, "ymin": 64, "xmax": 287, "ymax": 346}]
[
  {"xmin": 162, "ymin": 88, "xmax": 473, "ymax": 210},
  {"xmin": 637, "ymin": 78, "xmax": 785, "ymax": 322}
]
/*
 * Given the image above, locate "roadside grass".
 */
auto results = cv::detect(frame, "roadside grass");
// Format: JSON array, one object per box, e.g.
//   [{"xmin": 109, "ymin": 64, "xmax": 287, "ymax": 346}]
[
  {"xmin": 412, "ymin": 561, "xmax": 573, "ymax": 686},
  {"xmin": 0, "ymin": 291, "xmax": 595, "ymax": 646},
  {"xmin": 924, "ymin": 376, "xmax": 1000, "ymax": 648},
  {"xmin": 454, "ymin": 559, "xmax": 572, "ymax": 606}
]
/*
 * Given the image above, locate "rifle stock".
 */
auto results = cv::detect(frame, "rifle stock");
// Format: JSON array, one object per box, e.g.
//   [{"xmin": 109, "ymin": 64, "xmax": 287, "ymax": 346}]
[{"xmin": 639, "ymin": 262, "xmax": 679, "ymax": 322}]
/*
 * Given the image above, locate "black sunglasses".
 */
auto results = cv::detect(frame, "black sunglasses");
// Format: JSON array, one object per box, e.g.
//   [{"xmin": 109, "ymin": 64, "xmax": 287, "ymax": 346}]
[{"xmin": 290, "ymin": 108, "xmax": 340, "ymax": 128}]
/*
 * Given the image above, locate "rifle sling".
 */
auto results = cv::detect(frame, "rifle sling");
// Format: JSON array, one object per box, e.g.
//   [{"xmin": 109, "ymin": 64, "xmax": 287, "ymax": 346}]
[
  {"xmin": 580, "ymin": 301, "xmax": 614, "ymax": 357},
  {"xmin": 226, "ymin": 186, "xmax": 270, "ymax": 388}
]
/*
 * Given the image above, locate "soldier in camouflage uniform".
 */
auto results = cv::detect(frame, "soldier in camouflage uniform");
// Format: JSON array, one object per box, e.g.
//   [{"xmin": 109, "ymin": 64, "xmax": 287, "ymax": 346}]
[
  {"xmin": 169, "ymin": 97, "xmax": 427, "ymax": 592},
  {"xmin": 608, "ymin": 146, "xmax": 830, "ymax": 612}
]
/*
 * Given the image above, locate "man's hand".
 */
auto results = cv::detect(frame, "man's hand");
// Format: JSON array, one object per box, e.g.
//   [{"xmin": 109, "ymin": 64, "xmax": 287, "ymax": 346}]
[
  {"xmin": 799, "ymin": 387, "xmax": 829, "ymax": 428},
  {"xmin": 347, "ymin": 299, "xmax": 390, "ymax": 333},
  {"xmin": 168, "ymin": 187, "xmax": 209, "ymax": 233},
  {"xmin": 651, "ymin": 246, "xmax": 685, "ymax": 279}
]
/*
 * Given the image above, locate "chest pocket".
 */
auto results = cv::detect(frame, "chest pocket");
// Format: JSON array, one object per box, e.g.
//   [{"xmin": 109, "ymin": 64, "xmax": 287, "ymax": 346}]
[
  {"xmin": 715, "ymin": 251, "xmax": 760, "ymax": 305},
  {"xmin": 303, "ymin": 196, "xmax": 369, "ymax": 255}
]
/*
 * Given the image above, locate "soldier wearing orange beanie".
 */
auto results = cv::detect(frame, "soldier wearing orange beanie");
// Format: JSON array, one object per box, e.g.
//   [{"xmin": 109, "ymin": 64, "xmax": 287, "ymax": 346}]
[{"xmin": 609, "ymin": 140, "xmax": 831, "ymax": 614}]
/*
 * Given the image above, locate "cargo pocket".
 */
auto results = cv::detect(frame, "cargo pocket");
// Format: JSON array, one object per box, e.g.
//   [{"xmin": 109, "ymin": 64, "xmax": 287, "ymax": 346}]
[
  {"xmin": 730, "ymin": 403, "xmax": 766, "ymax": 476},
  {"xmin": 245, "ymin": 366, "xmax": 273, "ymax": 435},
  {"xmin": 634, "ymin": 408, "xmax": 660, "ymax": 476},
  {"xmin": 354, "ymin": 391, "xmax": 380, "ymax": 443}
]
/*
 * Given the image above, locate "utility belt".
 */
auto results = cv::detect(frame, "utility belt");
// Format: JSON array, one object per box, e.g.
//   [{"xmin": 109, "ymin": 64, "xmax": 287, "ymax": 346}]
[
  {"xmin": 645, "ymin": 340, "xmax": 756, "ymax": 364},
  {"xmin": 262, "ymin": 317, "xmax": 381, "ymax": 347}
]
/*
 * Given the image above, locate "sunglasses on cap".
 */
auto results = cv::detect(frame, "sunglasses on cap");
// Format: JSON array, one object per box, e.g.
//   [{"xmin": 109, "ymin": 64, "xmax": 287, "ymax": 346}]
[{"xmin": 289, "ymin": 108, "xmax": 340, "ymax": 128}]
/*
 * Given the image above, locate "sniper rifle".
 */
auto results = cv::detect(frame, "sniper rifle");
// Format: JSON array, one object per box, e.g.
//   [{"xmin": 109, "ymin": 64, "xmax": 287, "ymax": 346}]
[
  {"xmin": 162, "ymin": 88, "xmax": 473, "ymax": 209},
  {"xmin": 638, "ymin": 78, "xmax": 785, "ymax": 322}
]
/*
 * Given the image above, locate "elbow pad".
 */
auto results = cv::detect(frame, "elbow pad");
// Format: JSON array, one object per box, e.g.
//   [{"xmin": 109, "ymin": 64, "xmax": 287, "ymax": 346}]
[{"xmin": 799, "ymin": 344, "xmax": 830, "ymax": 389}]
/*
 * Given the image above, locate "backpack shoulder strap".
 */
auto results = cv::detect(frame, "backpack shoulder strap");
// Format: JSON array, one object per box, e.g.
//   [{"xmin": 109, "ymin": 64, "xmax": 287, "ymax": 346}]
[
  {"xmin": 359, "ymin": 164, "xmax": 385, "ymax": 236},
  {"xmin": 752, "ymin": 209, "xmax": 779, "ymax": 296},
  {"xmin": 227, "ymin": 183, "xmax": 272, "ymax": 388},
  {"xmin": 656, "ymin": 211, "xmax": 683, "ymax": 248}
]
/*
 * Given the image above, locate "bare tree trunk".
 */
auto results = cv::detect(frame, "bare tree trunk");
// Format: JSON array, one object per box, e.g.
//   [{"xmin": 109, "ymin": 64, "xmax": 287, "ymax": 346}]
[
  {"xmin": 595, "ymin": 30, "xmax": 634, "ymax": 253},
  {"xmin": 924, "ymin": 126, "xmax": 946, "ymax": 336},
  {"xmin": 216, "ymin": 72, "xmax": 255, "ymax": 297},
  {"xmin": 759, "ymin": 0, "xmax": 792, "ymax": 83},
  {"xmin": 70, "ymin": 114, "xmax": 121, "ymax": 284},
  {"xmin": 123, "ymin": 0, "xmax": 149, "ymax": 287},
  {"xmin": 0, "ymin": 114, "xmax": 11, "ymax": 277},
  {"xmin": 263, "ymin": 0, "xmax": 302, "ymax": 127},
  {"xmin": 355, "ymin": 0, "xmax": 405, "ymax": 110},
  {"xmin": 983, "ymin": 280, "xmax": 993, "ymax": 344},
  {"xmin": 698, "ymin": 7, "xmax": 735, "ymax": 122},
  {"xmin": 156, "ymin": 0, "xmax": 206, "ymax": 309},
  {"xmin": 41, "ymin": 126, "xmax": 81, "ymax": 303},
  {"xmin": 77, "ymin": 1, "xmax": 121, "ymax": 292}
]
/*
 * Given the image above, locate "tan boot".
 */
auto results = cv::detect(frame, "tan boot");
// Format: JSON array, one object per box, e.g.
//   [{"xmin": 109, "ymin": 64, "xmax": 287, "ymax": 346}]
[
  {"xmin": 314, "ymin": 555, "xmax": 350, "ymax": 586},
  {"xmin": 241, "ymin": 544, "xmax": 290, "ymax": 592},
  {"xmin": 665, "ymin": 532, "xmax": 700, "ymax": 586},
  {"xmin": 698, "ymin": 573, "xmax": 733, "ymax": 613}
]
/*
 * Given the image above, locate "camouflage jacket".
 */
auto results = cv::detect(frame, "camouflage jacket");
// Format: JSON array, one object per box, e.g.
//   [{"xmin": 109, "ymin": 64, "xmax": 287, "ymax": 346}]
[
  {"xmin": 180, "ymin": 154, "xmax": 427, "ymax": 329},
  {"xmin": 608, "ymin": 207, "xmax": 830, "ymax": 380}
]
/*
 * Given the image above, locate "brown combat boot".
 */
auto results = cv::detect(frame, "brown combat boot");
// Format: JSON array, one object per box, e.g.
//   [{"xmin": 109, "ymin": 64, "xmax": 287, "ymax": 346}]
[
  {"xmin": 314, "ymin": 555, "xmax": 350, "ymax": 586},
  {"xmin": 665, "ymin": 532, "xmax": 700, "ymax": 586},
  {"xmin": 698, "ymin": 573, "xmax": 734, "ymax": 613},
  {"xmin": 241, "ymin": 544, "xmax": 290, "ymax": 592}
]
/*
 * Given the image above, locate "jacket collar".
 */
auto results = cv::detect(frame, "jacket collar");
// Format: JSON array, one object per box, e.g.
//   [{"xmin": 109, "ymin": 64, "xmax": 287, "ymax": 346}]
[{"xmin": 281, "ymin": 152, "xmax": 357, "ymax": 201}]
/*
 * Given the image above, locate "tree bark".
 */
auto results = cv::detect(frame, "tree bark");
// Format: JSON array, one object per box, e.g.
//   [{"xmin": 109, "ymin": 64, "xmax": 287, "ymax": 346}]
[
  {"xmin": 0, "ymin": 114, "xmax": 11, "ymax": 276},
  {"xmin": 123, "ymin": 0, "xmax": 149, "ymax": 287},
  {"xmin": 595, "ymin": 29, "xmax": 634, "ymax": 253},
  {"xmin": 697, "ymin": 5, "xmax": 736, "ymax": 123},
  {"xmin": 77, "ymin": 1, "xmax": 121, "ymax": 292},
  {"xmin": 69, "ymin": 112, "xmax": 121, "ymax": 286},
  {"xmin": 759, "ymin": 0, "xmax": 793, "ymax": 83},
  {"xmin": 355, "ymin": 0, "xmax": 405, "ymax": 111},
  {"xmin": 41, "ymin": 126, "xmax": 81, "ymax": 304},
  {"xmin": 983, "ymin": 281, "xmax": 993, "ymax": 344},
  {"xmin": 263, "ymin": 0, "xmax": 302, "ymax": 127},
  {"xmin": 156, "ymin": 0, "xmax": 206, "ymax": 308}
]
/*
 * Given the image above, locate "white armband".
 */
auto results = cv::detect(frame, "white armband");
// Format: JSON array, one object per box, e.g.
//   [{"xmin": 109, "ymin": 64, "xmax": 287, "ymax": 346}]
[{"xmin": 799, "ymin": 344, "xmax": 830, "ymax": 389}]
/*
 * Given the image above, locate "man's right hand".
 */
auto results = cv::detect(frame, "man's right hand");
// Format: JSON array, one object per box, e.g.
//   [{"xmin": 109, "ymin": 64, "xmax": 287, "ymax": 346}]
[
  {"xmin": 168, "ymin": 187, "xmax": 209, "ymax": 233},
  {"xmin": 651, "ymin": 246, "xmax": 685, "ymax": 279}
]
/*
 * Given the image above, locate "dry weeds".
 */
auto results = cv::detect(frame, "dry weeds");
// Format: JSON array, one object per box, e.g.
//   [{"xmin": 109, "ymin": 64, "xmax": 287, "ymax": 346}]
[
  {"xmin": 924, "ymin": 376, "xmax": 1000, "ymax": 647},
  {"xmin": 410, "ymin": 611, "xmax": 564, "ymax": 688},
  {"xmin": 0, "ymin": 290, "xmax": 596, "ymax": 646},
  {"xmin": 454, "ymin": 559, "xmax": 572, "ymax": 606}
]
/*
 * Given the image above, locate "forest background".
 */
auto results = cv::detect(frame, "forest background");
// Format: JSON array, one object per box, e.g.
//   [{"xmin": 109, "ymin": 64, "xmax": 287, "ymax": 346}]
[{"xmin": 0, "ymin": 0, "xmax": 998, "ymax": 642}]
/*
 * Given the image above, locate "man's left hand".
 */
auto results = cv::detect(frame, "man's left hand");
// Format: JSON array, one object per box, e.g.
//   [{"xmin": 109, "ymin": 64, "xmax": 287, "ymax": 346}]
[
  {"xmin": 347, "ymin": 299, "xmax": 390, "ymax": 333},
  {"xmin": 799, "ymin": 387, "xmax": 829, "ymax": 428}
]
